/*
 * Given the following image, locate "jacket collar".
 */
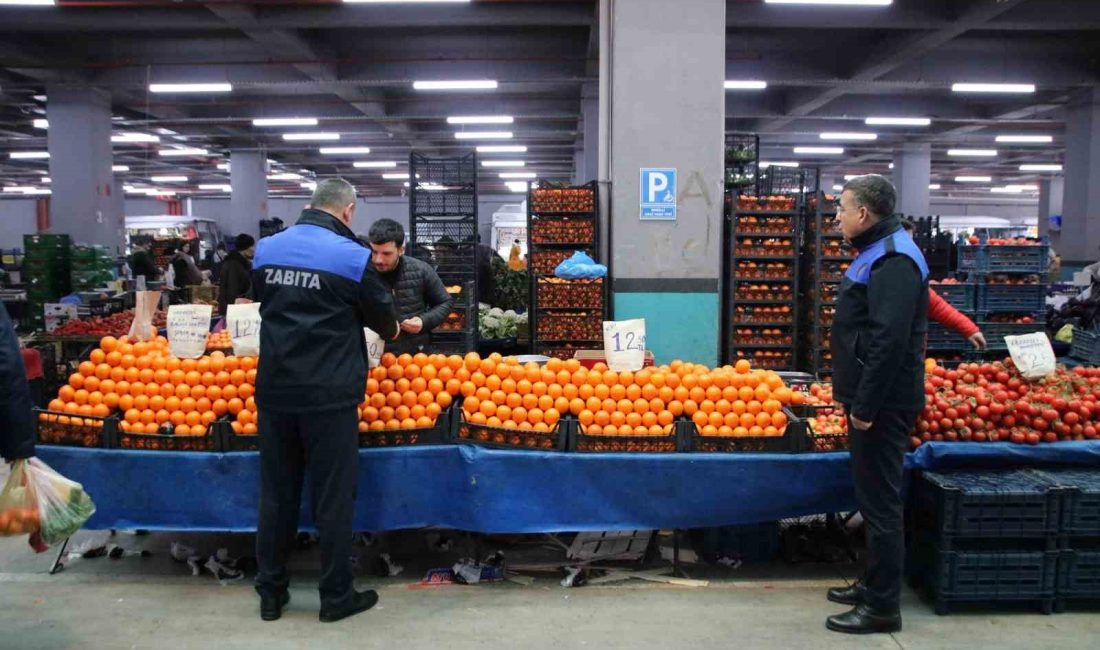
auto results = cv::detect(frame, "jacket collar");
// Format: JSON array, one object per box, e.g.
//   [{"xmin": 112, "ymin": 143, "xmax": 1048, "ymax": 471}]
[
  {"xmin": 850, "ymin": 214, "xmax": 902, "ymax": 250},
  {"xmin": 296, "ymin": 208, "xmax": 363, "ymax": 245}
]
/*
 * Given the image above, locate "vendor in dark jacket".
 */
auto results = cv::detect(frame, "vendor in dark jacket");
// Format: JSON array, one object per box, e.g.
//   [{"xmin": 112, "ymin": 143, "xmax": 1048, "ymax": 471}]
[
  {"xmin": 824, "ymin": 175, "xmax": 928, "ymax": 636},
  {"xmin": 366, "ymin": 219, "xmax": 454, "ymax": 355},
  {"xmin": 1, "ymin": 305, "xmax": 35, "ymax": 463},
  {"xmin": 217, "ymin": 234, "xmax": 255, "ymax": 316}
]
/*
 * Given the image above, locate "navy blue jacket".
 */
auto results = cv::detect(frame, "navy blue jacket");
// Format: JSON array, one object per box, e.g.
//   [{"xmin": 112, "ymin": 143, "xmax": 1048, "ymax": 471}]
[
  {"xmin": 0, "ymin": 306, "xmax": 35, "ymax": 460},
  {"xmin": 252, "ymin": 209, "xmax": 399, "ymax": 413}
]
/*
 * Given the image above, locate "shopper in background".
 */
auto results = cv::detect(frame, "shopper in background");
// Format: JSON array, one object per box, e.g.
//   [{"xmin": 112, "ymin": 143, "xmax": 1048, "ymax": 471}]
[
  {"xmin": 1, "ymin": 305, "xmax": 35, "ymax": 464},
  {"xmin": 475, "ymin": 234, "xmax": 497, "ymax": 305},
  {"xmin": 251, "ymin": 179, "xmax": 399, "ymax": 623},
  {"xmin": 171, "ymin": 241, "xmax": 204, "ymax": 287},
  {"xmin": 128, "ymin": 236, "xmax": 160, "ymax": 282},
  {"xmin": 826, "ymin": 175, "xmax": 928, "ymax": 635},
  {"xmin": 900, "ymin": 220, "xmax": 986, "ymax": 350},
  {"xmin": 217, "ymin": 234, "xmax": 255, "ymax": 316},
  {"xmin": 366, "ymin": 218, "xmax": 454, "ymax": 355}
]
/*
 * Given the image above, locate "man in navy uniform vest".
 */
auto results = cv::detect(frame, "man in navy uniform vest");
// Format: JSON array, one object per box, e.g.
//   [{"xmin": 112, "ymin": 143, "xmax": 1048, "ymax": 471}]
[
  {"xmin": 825, "ymin": 175, "xmax": 928, "ymax": 634},
  {"xmin": 251, "ymin": 179, "xmax": 399, "ymax": 623}
]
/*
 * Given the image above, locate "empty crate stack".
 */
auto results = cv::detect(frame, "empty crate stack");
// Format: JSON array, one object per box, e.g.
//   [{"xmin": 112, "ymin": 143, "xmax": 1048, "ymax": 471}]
[
  {"xmin": 926, "ymin": 279, "xmax": 977, "ymax": 354},
  {"xmin": 527, "ymin": 181, "xmax": 605, "ymax": 359},
  {"xmin": 724, "ymin": 133, "xmax": 759, "ymax": 196},
  {"xmin": 408, "ymin": 152, "xmax": 479, "ymax": 354},
  {"xmin": 22, "ymin": 234, "xmax": 71, "ymax": 331},
  {"xmin": 70, "ymin": 244, "xmax": 115, "ymax": 292},
  {"xmin": 957, "ymin": 235, "xmax": 1048, "ymax": 354},
  {"xmin": 800, "ymin": 193, "xmax": 851, "ymax": 379}
]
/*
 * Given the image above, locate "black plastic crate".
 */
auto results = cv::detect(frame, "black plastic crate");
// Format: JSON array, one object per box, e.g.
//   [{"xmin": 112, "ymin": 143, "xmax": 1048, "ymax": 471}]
[
  {"xmin": 88, "ymin": 297, "xmax": 125, "ymax": 317},
  {"xmin": 980, "ymin": 319, "xmax": 1046, "ymax": 350},
  {"xmin": 571, "ymin": 423, "xmax": 681, "ymax": 453},
  {"xmin": 917, "ymin": 470, "xmax": 1063, "ymax": 539},
  {"xmin": 929, "ymin": 282, "xmax": 976, "ymax": 311},
  {"xmin": 358, "ymin": 407, "xmax": 454, "ymax": 448},
  {"xmin": 112, "ymin": 422, "xmax": 220, "ymax": 451},
  {"xmin": 34, "ymin": 408, "xmax": 115, "ymax": 448},
  {"xmin": 975, "ymin": 282, "xmax": 1046, "ymax": 313},
  {"xmin": 218, "ymin": 419, "xmax": 257, "ymax": 452},
  {"xmin": 799, "ymin": 411, "xmax": 850, "ymax": 452},
  {"xmin": 927, "ymin": 319, "xmax": 973, "ymax": 351},
  {"xmin": 1034, "ymin": 469, "xmax": 1100, "ymax": 536},
  {"xmin": 912, "ymin": 546, "xmax": 1058, "ymax": 615},
  {"xmin": 1056, "ymin": 550, "xmax": 1100, "ymax": 608},
  {"xmin": 679, "ymin": 416, "xmax": 800, "ymax": 453},
  {"xmin": 957, "ymin": 243, "xmax": 1048, "ymax": 274},
  {"xmin": 1070, "ymin": 327, "xmax": 1100, "ymax": 365},
  {"xmin": 453, "ymin": 411, "xmax": 570, "ymax": 451}
]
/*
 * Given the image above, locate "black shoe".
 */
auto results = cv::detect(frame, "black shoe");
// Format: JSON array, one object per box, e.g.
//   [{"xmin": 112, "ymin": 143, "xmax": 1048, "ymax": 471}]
[
  {"xmin": 319, "ymin": 589, "xmax": 379, "ymax": 623},
  {"xmin": 826, "ymin": 582, "xmax": 865, "ymax": 605},
  {"xmin": 259, "ymin": 590, "xmax": 290, "ymax": 622},
  {"xmin": 825, "ymin": 603, "xmax": 901, "ymax": 635}
]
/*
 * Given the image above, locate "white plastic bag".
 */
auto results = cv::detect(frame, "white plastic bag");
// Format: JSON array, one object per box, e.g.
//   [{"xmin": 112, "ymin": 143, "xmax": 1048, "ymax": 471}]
[
  {"xmin": 1005, "ymin": 332, "xmax": 1056, "ymax": 380},
  {"xmin": 0, "ymin": 458, "xmax": 96, "ymax": 547},
  {"xmin": 602, "ymin": 319, "xmax": 646, "ymax": 372},
  {"xmin": 226, "ymin": 302, "xmax": 262, "ymax": 358},
  {"xmin": 128, "ymin": 290, "xmax": 162, "ymax": 342},
  {"xmin": 363, "ymin": 327, "xmax": 384, "ymax": 369},
  {"xmin": 167, "ymin": 304, "xmax": 213, "ymax": 359}
]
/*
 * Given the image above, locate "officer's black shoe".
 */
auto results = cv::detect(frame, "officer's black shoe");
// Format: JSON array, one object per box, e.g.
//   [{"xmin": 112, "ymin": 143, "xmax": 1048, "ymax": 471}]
[
  {"xmin": 259, "ymin": 590, "xmax": 290, "ymax": 622},
  {"xmin": 826, "ymin": 581, "xmax": 865, "ymax": 605},
  {"xmin": 319, "ymin": 589, "xmax": 379, "ymax": 623},
  {"xmin": 825, "ymin": 603, "xmax": 901, "ymax": 635}
]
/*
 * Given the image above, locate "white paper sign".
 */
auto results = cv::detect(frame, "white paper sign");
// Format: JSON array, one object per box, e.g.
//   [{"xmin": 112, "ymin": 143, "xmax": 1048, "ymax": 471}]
[
  {"xmin": 128, "ymin": 291, "xmax": 162, "ymax": 341},
  {"xmin": 226, "ymin": 303, "xmax": 262, "ymax": 358},
  {"xmin": 167, "ymin": 304, "xmax": 213, "ymax": 359},
  {"xmin": 1005, "ymin": 332, "xmax": 1056, "ymax": 380},
  {"xmin": 363, "ymin": 327, "xmax": 384, "ymax": 369},
  {"xmin": 603, "ymin": 319, "xmax": 646, "ymax": 372}
]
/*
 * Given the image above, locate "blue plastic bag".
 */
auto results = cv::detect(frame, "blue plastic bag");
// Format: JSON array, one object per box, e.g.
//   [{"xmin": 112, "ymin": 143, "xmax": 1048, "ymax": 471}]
[{"xmin": 554, "ymin": 251, "xmax": 607, "ymax": 279}]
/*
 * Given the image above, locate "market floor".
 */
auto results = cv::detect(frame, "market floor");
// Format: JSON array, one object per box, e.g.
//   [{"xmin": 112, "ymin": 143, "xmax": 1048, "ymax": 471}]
[{"xmin": 0, "ymin": 533, "xmax": 1097, "ymax": 650}]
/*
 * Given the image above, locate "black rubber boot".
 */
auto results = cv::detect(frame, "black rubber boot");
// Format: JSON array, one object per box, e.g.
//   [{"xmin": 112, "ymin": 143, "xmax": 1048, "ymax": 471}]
[
  {"xmin": 319, "ymin": 589, "xmax": 379, "ymax": 623},
  {"xmin": 825, "ymin": 603, "xmax": 901, "ymax": 635},
  {"xmin": 259, "ymin": 590, "xmax": 290, "ymax": 622},
  {"xmin": 826, "ymin": 581, "xmax": 865, "ymax": 605}
]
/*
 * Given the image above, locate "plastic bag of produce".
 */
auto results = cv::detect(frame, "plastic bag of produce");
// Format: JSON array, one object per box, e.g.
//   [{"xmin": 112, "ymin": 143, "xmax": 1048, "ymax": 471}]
[
  {"xmin": 226, "ymin": 302, "xmax": 262, "ymax": 358},
  {"xmin": 128, "ymin": 290, "xmax": 162, "ymax": 341},
  {"xmin": 555, "ymin": 251, "xmax": 607, "ymax": 280},
  {"xmin": 0, "ymin": 460, "xmax": 40, "ymax": 539}
]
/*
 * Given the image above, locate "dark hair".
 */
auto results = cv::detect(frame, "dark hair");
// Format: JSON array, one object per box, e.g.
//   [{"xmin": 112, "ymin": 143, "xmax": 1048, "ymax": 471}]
[
  {"xmin": 234, "ymin": 233, "xmax": 256, "ymax": 251},
  {"xmin": 368, "ymin": 218, "xmax": 405, "ymax": 247},
  {"xmin": 842, "ymin": 174, "xmax": 896, "ymax": 219},
  {"xmin": 900, "ymin": 218, "xmax": 915, "ymax": 233}
]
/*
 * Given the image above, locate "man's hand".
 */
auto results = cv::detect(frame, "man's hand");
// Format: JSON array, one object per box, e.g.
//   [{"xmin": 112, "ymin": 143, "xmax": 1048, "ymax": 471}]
[
  {"xmin": 850, "ymin": 415, "xmax": 873, "ymax": 430},
  {"xmin": 400, "ymin": 317, "xmax": 423, "ymax": 334},
  {"xmin": 968, "ymin": 331, "xmax": 987, "ymax": 351},
  {"xmin": 234, "ymin": 297, "xmax": 254, "ymax": 305}
]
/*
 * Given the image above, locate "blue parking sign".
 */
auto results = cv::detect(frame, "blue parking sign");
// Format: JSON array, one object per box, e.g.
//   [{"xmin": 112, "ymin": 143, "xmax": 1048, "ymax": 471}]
[{"xmin": 640, "ymin": 168, "xmax": 677, "ymax": 220}]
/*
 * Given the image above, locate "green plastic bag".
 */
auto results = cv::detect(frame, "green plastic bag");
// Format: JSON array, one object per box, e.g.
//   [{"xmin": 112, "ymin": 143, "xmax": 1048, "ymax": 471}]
[
  {"xmin": 0, "ymin": 458, "xmax": 95, "ymax": 546},
  {"xmin": 1055, "ymin": 324, "xmax": 1074, "ymax": 343}
]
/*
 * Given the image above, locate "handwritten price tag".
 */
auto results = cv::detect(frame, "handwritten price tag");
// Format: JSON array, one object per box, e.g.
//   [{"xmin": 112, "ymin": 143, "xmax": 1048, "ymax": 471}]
[
  {"xmin": 1005, "ymin": 332, "xmax": 1056, "ymax": 380},
  {"xmin": 227, "ymin": 303, "xmax": 262, "ymax": 357},
  {"xmin": 603, "ymin": 319, "xmax": 646, "ymax": 372},
  {"xmin": 363, "ymin": 327, "xmax": 384, "ymax": 369},
  {"xmin": 167, "ymin": 304, "xmax": 213, "ymax": 359}
]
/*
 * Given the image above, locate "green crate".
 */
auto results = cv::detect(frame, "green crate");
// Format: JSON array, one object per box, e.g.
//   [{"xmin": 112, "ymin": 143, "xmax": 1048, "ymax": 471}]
[
  {"xmin": 24, "ymin": 234, "xmax": 71, "ymax": 250},
  {"xmin": 22, "ymin": 248, "xmax": 70, "ymax": 263}
]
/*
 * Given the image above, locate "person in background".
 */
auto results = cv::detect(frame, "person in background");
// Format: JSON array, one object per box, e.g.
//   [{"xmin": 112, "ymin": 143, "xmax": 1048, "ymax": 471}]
[
  {"xmin": 826, "ymin": 175, "xmax": 928, "ymax": 635},
  {"xmin": 129, "ymin": 236, "xmax": 160, "ymax": 282},
  {"xmin": 218, "ymin": 234, "xmax": 255, "ymax": 316},
  {"xmin": 1, "ymin": 304, "xmax": 35, "ymax": 464},
  {"xmin": 900, "ymin": 220, "xmax": 986, "ymax": 350},
  {"xmin": 366, "ymin": 218, "xmax": 454, "ymax": 355},
  {"xmin": 172, "ymin": 241, "xmax": 203, "ymax": 287},
  {"xmin": 507, "ymin": 239, "xmax": 525, "ymax": 271},
  {"xmin": 475, "ymin": 234, "xmax": 497, "ymax": 305},
  {"xmin": 251, "ymin": 179, "xmax": 399, "ymax": 623}
]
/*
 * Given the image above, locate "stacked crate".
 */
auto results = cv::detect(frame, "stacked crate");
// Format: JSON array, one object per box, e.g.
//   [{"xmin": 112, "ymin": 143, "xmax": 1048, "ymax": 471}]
[
  {"xmin": 799, "ymin": 194, "xmax": 852, "ymax": 379},
  {"xmin": 957, "ymin": 236, "xmax": 1048, "ymax": 353},
  {"xmin": 22, "ymin": 234, "xmax": 71, "ymax": 331},
  {"xmin": 70, "ymin": 244, "xmax": 115, "ymax": 292},
  {"xmin": 926, "ymin": 280, "xmax": 978, "ymax": 353},
  {"xmin": 1032, "ymin": 469, "xmax": 1100, "ymax": 612}
]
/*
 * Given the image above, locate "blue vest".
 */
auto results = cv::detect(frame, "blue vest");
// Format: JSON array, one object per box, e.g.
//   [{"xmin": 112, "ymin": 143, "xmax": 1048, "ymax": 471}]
[{"xmin": 844, "ymin": 229, "xmax": 929, "ymax": 285}]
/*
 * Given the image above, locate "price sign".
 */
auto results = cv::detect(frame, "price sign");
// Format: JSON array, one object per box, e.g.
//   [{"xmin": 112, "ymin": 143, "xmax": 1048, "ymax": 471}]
[
  {"xmin": 167, "ymin": 304, "xmax": 213, "ymax": 359},
  {"xmin": 363, "ymin": 327, "xmax": 384, "ymax": 369},
  {"xmin": 226, "ymin": 303, "xmax": 262, "ymax": 357},
  {"xmin": 603, "ymin": 319, "xmax": 646, "ymax": 372},
  {"xmin": 1005, "ymin": 332, "xmax": 1056, "ymax": 380}
]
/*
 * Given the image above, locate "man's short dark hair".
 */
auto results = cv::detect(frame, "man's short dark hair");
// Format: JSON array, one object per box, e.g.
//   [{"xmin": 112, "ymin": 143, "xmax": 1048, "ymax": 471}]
[
  {"xmin": 368, "ymin": 219, "xmax": 405, "ymax": 247},
  {"xmin": 842, "ymin": 174, "xmax": 896, "ymax": 219},
  {"xmin": 234, "ymin": 233, "xmax": 256, "ymax": 251},
  {"xmin": 900, "ymin": 218, "xmax": 915, "ymax": 233}
]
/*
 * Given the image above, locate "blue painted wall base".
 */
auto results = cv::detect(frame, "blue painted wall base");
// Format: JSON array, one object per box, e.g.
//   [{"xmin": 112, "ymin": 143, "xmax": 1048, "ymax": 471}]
[{"xmin": 614, "ymin": 292, "xmax": 719, "ymax": 366}]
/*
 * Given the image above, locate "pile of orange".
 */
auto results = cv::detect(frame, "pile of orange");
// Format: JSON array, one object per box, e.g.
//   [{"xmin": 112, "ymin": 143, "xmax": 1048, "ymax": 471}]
[
  {"xmin": 359, "ymin": 352, "xmax": 463, "ymax": 431},
  {"xmin": 685, "ymin": 359, "xmax": 791, "ymax": 438},
  {"xmin": 206, "ymin": 330, "xmax": 233, "ymax": 350}
]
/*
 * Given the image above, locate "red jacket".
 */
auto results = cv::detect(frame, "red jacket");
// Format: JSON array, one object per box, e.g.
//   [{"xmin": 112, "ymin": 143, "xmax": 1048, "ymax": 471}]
[{"xmin": 928, "ymin": 289, "xmax": 979, "ymax": 338}]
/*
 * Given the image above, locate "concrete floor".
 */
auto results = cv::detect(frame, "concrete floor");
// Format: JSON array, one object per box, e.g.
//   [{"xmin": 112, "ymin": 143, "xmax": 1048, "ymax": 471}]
[{"xmin": 0, "ymin": 531, "xmax": 1097, "ymax": 650}]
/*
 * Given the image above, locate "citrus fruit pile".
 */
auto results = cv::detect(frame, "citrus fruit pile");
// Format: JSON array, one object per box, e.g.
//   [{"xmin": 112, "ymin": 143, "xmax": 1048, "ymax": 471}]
[
  {"xmin": 206, "ymin": 330, "xmax": 232, "ymax": 350},
  {"xmin": 360, "ymin": 352, "xmax": 461, "ymax": 431}
]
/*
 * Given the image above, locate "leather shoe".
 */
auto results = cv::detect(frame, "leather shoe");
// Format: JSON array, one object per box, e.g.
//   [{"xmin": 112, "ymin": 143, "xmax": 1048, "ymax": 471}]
[
  {"xmin": 825, "ymin": 603, "xmax": 901, "ymax": 635},
  {"xmin": 319, "ymin": 589, "xmax": 379, "ymax": 623},
  {"xmin": 259, "ymin": 590, "xmax": 290, "ymax": 622},
  {"xmin": 826, "ymin": 582, "xmax": 865, "ymax": 605}
]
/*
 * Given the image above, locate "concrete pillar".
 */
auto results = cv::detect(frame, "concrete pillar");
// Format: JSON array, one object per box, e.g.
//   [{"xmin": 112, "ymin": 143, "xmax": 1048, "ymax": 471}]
[
  {"xmin": 1037, "ymin": 176, "xmax": 1064, "ymax": 246},
  {"xmin": 45, "ymin": 87, "xmax": 124, "ymax": 250},
  {"xmin": 608, "ymin": 0, "xmax": 725, "ymax": 365},
  {"xmin": 1061, "ymin": 89, "xmax": 1100, "ymax": 265},
  {"xmin": 573, "ymin": 146, "xmax": 585, "ymax": 185},
  {"xmin": 580, "ymin": 83, "xmax": 599, "ymax": 185},
  {"xmin": 893, "ymin": 142, "xmax": 932, "ymax": 217},
  {"xmin": 229, "ymin": 150, "xmax": 267, "ymax": 238}
]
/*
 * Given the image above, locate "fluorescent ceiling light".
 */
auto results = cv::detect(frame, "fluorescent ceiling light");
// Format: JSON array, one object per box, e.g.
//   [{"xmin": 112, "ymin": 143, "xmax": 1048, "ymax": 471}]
[
  {"xmin": 301, "ymin": 182, "xmax": 317, "ymax": 190},
  {"xmin": 0, "ymin": 1, "xmax": 57, "ymax": 6},
  {"xmin": 455, "ymin": 131, "xmax": 512, "ymax": 140},
  {"xmin": 413, "ymin": 80, "xmax": 497, "ymax": 91},
  {"xmin": 159, "ymin": 148, "xmax": 208, "ymax": 157},
  {"xmin": 149, "ymin": 83, "xmax": 232, "ymax": 94},
  {"xmin": 482, "ymin": 160, "xmax": 525, "ymax": 168},
  {"xmin": 143, "ymin": 189, "xmax": 175, "ymax": 196},
  {"xmin": 1005, "ymin": 184, "xmax": 1039, "ymax": 191},
  {"xmin": 41, "ymin": 177, "xmax": 50, "ymax": 183},
  {"xmin": 112, "ymin": 165, "xmax": 130, "ymax": 172},
  {"xmin": 764, "ymin": 0, "xmax": 892, "ymax": 5},
  {"xmin": 353, "ymin": 161, "xmax": 398, "ymax": 168},
  {"xmin": 198, "ymin": 184, "xmax": 231, "ymax": 191},
  {"xmin": 268, "ymin": 173, "xmax": 302, "ymax": 181},
  {"xmin": 759, "ymin": 161, "xmax": 798, "ymax": 168},
  {"xmin": 9, "ymin": 151, "xmax": 49, "ymax": 159},
  {"xmin": 724, "ymin": 80, "xmax": 767, "ymax": 90},
  {"xmin": 447, "ymin": 115, "xmax": 513, "ymax": 125},
  {"xmin": 948, "ymin": 149, "xmax": 997, "ymax": 157},
  {"xmin": 382, "ymin": 173, "xmax": 410, "ymax": 180},
  {"xmin": 843, "ymin": 174, "xmax": 860, "ymax": 180},
  {"xmin": 888, "ymin": 163, "xmax": 894, "ymax": 169},
  {"xmin": 820, "ymin": 132, "xmax": 877, "ymax": 141},
  {"xmin": 32, "ymin": 119, "xmax": 48, "ymax": 129},
  {"xmin": 345, "ymin": 0, "xmax": 470, "ymax": 3},
  {"xmin": 216, "ymin": 163, "xmax": 230, "ymax": 171},
  {"xmin": 112, "ymin": 133, "xmax": 160, "ymax": 143},
  {"xmin": 150, "ymin": 175, "xmax": 188, "ymax": 182},
  {"xmin": 928, "ymin": 184, "xmax": 941, "ymax": 190},
  {"xmin": 477, "ymin": 145, "xmax": 527, "ymax": 153},
  {"xmin": 21, "ymin": 188, "xmax": 50, "ymax": 195},
  {"xmin": 832, "ymin": 184, "xmax": 844, "ymax": 191},
  {"xmin": 955, "ymin": 176, "xmax": 992, "ymax": 182},
  {"xmin": 282, "ymin": 132, "xmax": 339, "ymax": 141},
  {"xmin": 156, "ymin": 128, "xmax": 179, "ymax": 136},
  {"xmin": 995, "ymin": 135, "xmax": 1053, "ymax": 143},
  {"xmin": 865, "ymin": 116, "xmax": 930, "ymax": 126},
  {"xmin": 32, "ymin": 95, "xmax": 46, "ymax": 102},
  {"xmin": 499, "ymin": 172, "xmax": 537, "ymax": 179},
  {"xmin": 2, "ymin": 186, "xmax": 35, "ymax": 192},
  {"xmin": 319, "ymin": 146, "xmax": 372, "ymax": 155},
  {"xmin": 990, "ymin": 186, "xmax": 1023, "ymax": 194},
  {"xmin": 505, "ymin": 182, "xmax": 529, "ymax": 193},
  {"xmin": 793, "ymin": 147, "xmax": 844, "ymax": 154},
  {"xmin": 1019, "ymin": 164, "xmax": 1062, "ymax": 172},
  {"xmin": 952, "ymin": 82, "xmax": 1035, "ymax": 94},
  {"xmin": 252, "ymin": 117, "xmax": 318, "ymax": 127}
]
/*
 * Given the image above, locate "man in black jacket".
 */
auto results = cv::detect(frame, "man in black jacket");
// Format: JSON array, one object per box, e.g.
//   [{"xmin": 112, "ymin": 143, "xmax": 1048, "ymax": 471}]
[
  {"xmin": 251, "ymin": 179, "xmax": 399, "ymax": 623},
  {"xmin": 217, "ymin": 234, "xmax": 255, "ymax": 316},
  {"xmin": 825, "ymin": 175, "xmax": 929, "ymax": 634},
  {"xmin": 366, "ymin": 219, "xmax": 454, "ymax": 355},
  {"xmin": 1, "ymin": 306, "xmax": 35, "ymax": 464}
]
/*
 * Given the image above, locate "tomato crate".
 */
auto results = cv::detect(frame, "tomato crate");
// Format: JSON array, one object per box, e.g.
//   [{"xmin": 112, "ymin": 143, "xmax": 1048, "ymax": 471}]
[
  {"xmin": 536, "ymin": 278, "xmax": 604, "ymax": 310},
  {"xmin": 927, "ymin": 319, "xmax": 974, "ymax": 351},
  {"xmin": 929, "ymin": 283, "xmax": 976, "ymax": 311},
  {"xmin": 536, "ymin": 310, "xmax": 602, "ymax": 341},
  {"xmin": 34, "ymin": 408, "xmax": 115, "ymax": 448},
  {"xmin": 799, "ymin": 412, "xmax": 850, "ymax": 452},
  {"xmin": 678, "ymin": 416, "xmax": 800, "ymax": 453},
  {"xmin": 453, "ymin": 411, "xmax": 571, "ymax": 451},
  {"xmin": 530, "ymin": 218, "xmax": 595, "ymax": 245},
  {"xmin": 957, "ymin": 243, "xmax": 1048, "ymax": 274},
  {"xmin": 1055, "ymin": 550, "xmax": 1100, "ymax": 610},
  {"xmin": 980, "ymin": 320, "xmax": 1047, "ymax": 350},
  {"xmin": 571, "ymin": 424, "xmax": 681, "ymax": 453},
  {"xmin": 1070, "ymin": 327, "xmax": 1100, "ymax": 365},
  {"xmin": 1033, "ymin": 469, "xmax": 1100, "ymax": 536},
  {"xmin": 975, "ymin": 283, "xmax": 1046, "ymax": 314},
  {"xmin": 916, "ymin": 470, "xmax": 1064, "ymax": 541},
  {"xmin": 530, "ymin": 249, "xmax": 592, "ymax": 276},
  {"xmin": 358, "ymin": 408, "xmax": 454, "ymax": 448},
  {"xmin": 908, "ymin": 543, "xmax": 1058, "ymax": 615},
  {"xmin": 111, "ymin": 423, "xmax": 220, "ymax": 451}
]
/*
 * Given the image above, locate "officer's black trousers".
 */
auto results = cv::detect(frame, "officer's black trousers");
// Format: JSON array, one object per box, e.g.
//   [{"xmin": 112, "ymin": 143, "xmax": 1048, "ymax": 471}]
[
  {"xmin": 255, "ymin": 406, "xmax": 359, "ymax": 608},
  {"xmin": 848, "ymin": 408, "xmax": 917, "ymax": 613}
]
